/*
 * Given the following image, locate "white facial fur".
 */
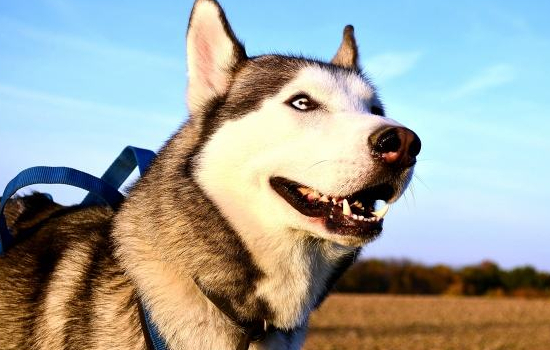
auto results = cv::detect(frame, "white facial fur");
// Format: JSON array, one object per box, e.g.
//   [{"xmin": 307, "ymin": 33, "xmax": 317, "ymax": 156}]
[{"xmin": 196, "ymin": 64, "xmax": 407, "ymax": 248}]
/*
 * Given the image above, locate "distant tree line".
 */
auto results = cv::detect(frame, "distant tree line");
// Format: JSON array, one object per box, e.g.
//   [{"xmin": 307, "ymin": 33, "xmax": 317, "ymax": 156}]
[{"xmin": 335, "ymin": 259, "xmax": 550, "ymax": 297}]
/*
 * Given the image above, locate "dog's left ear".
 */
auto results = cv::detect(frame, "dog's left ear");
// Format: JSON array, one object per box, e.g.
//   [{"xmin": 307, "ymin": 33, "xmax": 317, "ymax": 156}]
[
  {"xmin": 186, "ymin": 0, "xmax": 246, "ymax": 116},
  {"xmin": 331, "ymin": 25, "xmax": 359, "ymax": 70}
]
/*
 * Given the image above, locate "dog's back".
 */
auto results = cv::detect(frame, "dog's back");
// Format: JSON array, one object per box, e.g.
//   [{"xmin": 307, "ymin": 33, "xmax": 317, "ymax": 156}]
[{"xmin": 0, "ymin": 194, "xmax": 142, "ymax": 350}]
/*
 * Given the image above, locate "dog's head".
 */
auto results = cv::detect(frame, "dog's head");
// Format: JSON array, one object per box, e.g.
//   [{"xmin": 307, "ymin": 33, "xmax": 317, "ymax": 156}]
[{"xmin": 188, "ymin": 0, "xmax": 420, "ymax": 247}]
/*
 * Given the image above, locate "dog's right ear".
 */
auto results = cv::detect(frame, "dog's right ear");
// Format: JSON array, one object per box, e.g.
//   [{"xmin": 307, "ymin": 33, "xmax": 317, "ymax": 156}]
[
  {"xmin": 331, "ymin": 25, "xmax": 359, "ymax": 70},
  {"xmin": 186, "ymin": 0, "xmax": 246, "ymax": 116}
]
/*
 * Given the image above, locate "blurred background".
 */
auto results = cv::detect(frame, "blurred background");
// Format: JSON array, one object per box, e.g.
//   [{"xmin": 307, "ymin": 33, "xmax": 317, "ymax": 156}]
[{"xmin": 1, "ymin": 0, "xmax": 549, "ymax": 274}]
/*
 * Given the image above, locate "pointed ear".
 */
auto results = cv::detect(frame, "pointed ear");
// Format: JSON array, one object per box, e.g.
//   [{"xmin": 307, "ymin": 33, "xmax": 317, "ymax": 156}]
[
  {"xmin": 331, "ymin": 25, "xmax": 359, "ymax": 70},
  {"xmin": 186, "ymin": 0, "xmax": 246, "ymax": 116}
]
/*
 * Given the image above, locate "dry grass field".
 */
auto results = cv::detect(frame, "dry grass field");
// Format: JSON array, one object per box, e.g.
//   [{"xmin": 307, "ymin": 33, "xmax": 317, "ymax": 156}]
[{"xmin": 303, "ymin": 294, "xmax": 550, "ymax": 350}]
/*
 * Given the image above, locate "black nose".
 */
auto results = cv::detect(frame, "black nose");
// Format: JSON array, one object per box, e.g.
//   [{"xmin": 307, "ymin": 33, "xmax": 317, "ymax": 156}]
[{"xmin": 371, "ymin": 127, "xmax": 421, "ymax": 168}]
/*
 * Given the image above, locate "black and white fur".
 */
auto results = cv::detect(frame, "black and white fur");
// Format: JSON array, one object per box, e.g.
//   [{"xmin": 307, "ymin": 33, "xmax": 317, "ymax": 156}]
[{"xmin": 0, "ymin": 0, "xmax": 419, "ymax": 349}]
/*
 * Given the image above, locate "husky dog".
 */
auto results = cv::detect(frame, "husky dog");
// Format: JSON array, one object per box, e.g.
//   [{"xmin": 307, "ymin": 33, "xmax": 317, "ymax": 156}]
[{"xmin": 0, "ymin": 0, "xmax": 420, "ymax": 349}]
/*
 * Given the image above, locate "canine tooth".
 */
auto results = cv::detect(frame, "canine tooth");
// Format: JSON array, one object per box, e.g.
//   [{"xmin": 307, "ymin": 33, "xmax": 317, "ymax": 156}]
[
  {"xmin": 320, "ymin": 195, "xmax": 329, "ymax": 202},
  {"xmin": 343, "ymin": 199, "xmax": 351, "ymax": 216},
  {"xmin": 371, "ymin": 203, "xmax": 390, "ymax": 219}
]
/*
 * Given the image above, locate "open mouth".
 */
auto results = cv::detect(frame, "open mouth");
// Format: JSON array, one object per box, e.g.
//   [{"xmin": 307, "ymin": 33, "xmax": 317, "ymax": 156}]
[{"xmin": 270, "ymin": 177, "xmax": 395, "ymax": 239}]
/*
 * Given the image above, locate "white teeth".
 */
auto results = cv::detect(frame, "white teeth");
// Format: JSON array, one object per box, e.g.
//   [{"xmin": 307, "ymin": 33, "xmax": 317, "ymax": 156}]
[
  {"xmin": 343, "ymin": 199, "xmax": 352, "ymax": 216},
  {"xmin": 371, "ymin": 203, "xmax": 390, "ymax": 219},
  {"xmin": 296, "ymin": 186, "xmax": 386, "ymax": 224}
]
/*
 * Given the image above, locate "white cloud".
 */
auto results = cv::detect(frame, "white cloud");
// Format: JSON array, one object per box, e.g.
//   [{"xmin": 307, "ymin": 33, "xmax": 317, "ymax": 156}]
[
  {"xmin": 448, "ymin": 63, "xmax": 515, "ymax": 100},
  {"xmin": 364, "ymin": 51, "xmax": 423, "ymax": 83},
  {"xmin": 0, "ymin": 83, "xmax": 176, "ymax": 125},
  {"xmin": 0, "ymin": 15, "xmax": 183, "ymax": 71}
]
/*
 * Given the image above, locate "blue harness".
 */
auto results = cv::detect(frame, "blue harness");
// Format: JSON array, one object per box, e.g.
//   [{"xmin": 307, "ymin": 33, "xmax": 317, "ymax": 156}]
[
  {"xmin": 0, "ymin": 146, "xmax": 270, "ymax": 350},
  {"xmin": 0, "ymin": 146, "xmax": 167, "ymax": 350}
]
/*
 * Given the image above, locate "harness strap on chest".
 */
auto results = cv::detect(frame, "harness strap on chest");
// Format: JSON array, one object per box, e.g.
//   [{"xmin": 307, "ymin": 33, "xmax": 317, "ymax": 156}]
[{"xmin": 138, "ymin": 302, "xmax": 168, "ymax": 350}]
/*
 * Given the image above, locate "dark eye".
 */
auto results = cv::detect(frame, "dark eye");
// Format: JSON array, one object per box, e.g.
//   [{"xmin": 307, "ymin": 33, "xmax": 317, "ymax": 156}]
[
  {"xmin": 370, "ymin": 105, "xmax": 385, "ymax": 116},
  {"xmin": 287, "ymin": 94, "xmax": 318, "ymax": 111}
]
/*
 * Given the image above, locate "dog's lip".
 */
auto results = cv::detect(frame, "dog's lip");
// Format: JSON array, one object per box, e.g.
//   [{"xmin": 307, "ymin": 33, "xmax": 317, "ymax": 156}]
[{"xmin": 269, "ymin": 176, "xmax": 395, "ymax": 238}]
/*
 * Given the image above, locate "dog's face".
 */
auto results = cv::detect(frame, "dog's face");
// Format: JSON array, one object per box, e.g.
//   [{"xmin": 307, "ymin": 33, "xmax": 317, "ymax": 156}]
[{"xmin": 189, "ymin": 0, "xmax": 420, "ymax": 247}]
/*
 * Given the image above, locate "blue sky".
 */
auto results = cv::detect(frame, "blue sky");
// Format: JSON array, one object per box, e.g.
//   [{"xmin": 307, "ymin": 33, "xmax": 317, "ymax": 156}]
[{"xmin": 1, "ymin": 1, "xmax": 549, "ymax": 270}]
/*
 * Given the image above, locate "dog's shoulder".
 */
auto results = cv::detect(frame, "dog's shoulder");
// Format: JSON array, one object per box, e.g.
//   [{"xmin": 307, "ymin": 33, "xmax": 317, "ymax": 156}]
[
  {"xmin": 0, "ymin": 192, "xmax": 118, "ymax": 283},
  {"xmin": 0, "ymin": 193, "xmax": 134, "ymax": 350},
  {"xmin": 3, "ymin": 192, "xmax": 114, "ymax": 244}
]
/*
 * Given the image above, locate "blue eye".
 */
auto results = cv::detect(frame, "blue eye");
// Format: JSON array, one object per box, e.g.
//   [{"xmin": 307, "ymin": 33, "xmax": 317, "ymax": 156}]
[{"xmin": 288, "ymin": 94, "xmax": 318, "ymax": 111}]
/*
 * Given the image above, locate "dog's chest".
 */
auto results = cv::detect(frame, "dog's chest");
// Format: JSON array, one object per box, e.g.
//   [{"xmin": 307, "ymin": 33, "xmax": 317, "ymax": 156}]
[{"xmin": 252, "ymin": 239, "xmax": 352, "ymax": 329}]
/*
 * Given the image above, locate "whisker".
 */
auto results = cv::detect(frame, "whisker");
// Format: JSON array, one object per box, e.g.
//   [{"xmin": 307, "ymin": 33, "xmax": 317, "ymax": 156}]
[
  {"xmin": 304, "ymin": 159, "xmax": 331, "ymax": 172},
  {"xmin": 402, "ymin": 187, "xmax": 411, "ymax": 210},
  {"xmin": 413, "ymin": 174, "xmax": 430, "ymax": 191},
  {"xmin": 407, "ymin": 181, "xmax": 417, "ymax": 205}
]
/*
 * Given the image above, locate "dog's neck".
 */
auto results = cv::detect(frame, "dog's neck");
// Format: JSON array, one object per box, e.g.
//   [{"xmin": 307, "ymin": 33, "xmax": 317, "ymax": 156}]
[
  {"xmin": 112, "ymin": 130, "xmax": 358, "ymax": 347},
  {"xmin": 236, "ymin": 228, "xmax": 357, "ymax": 328}
]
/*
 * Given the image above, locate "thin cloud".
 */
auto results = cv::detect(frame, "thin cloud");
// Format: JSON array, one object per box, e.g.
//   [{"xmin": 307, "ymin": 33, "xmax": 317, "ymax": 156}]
[
  {"xmin": 0, "ymin": 83, "xmax": 177, "ymax": 125},
  {"xmin": 364, "ymin": 51, "xmax": 423, "ymax": 83},
  {"xmin": 448, "ymin": 64, "xmax": 515, "ymax": 100},
  {"xmin": 0, "ymin": 15, "xmax": 183, "ymax": 71},
  {"xmin": 42, "ymin": 0, "xmax": 80, "ymax": 21}
]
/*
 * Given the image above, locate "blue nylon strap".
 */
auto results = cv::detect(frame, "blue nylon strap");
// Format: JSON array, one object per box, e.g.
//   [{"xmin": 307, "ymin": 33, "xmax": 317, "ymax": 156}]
[
  {"xmin": 142, "ymin": 303, "xmax": 169, "ymax": 350},
  {"xmin": 0, "ymin": 166, "xmax": 125, "ymax": 255},
  {"xmin": 81, "ymin": 146, "xmax": 156, "ymax": 206},
  {"xmin": 0, "ymin": 145, "xmax": 167, "ymax": 348}
]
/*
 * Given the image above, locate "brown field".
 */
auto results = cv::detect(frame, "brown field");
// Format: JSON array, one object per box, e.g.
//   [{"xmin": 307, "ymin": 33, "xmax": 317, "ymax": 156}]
[{"xmin": 303, "ymin": 294, "xmax": 550, "ymax": 350}]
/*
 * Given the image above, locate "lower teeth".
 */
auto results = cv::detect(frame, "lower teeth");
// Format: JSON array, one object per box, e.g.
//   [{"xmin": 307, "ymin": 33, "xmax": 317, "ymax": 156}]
[{"xmin": 298, "ymin": 187, "xmax": 387, "ymax": 223}]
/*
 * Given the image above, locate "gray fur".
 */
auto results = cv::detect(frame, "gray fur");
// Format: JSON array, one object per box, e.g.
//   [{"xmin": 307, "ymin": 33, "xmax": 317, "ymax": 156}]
[
  {"xmin": 0, "ymin": 0, "xmax": 418, "ymax": 349},
  {"xmin": 331, "ymin": 25, "xmax": 360, "ymax": 70}
]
